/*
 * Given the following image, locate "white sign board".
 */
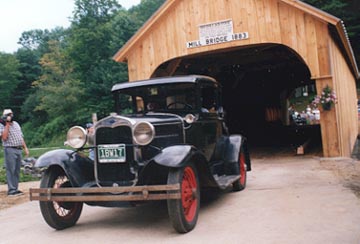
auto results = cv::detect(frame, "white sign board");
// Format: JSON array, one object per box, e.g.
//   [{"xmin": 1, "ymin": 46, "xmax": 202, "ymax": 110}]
[
  {"xmin": 199, "ymin": 19, "xmax": 233, "ymax": 44},
  {"xmin": 186, "ymin": 19, "xmax": 249, "ymax": 49}
]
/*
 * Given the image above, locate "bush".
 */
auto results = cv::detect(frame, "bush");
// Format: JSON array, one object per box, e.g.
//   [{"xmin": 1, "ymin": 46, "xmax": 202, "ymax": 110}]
[{"xmin": 22, "ymin": 117, "xmax": 68, "ymax": 147}]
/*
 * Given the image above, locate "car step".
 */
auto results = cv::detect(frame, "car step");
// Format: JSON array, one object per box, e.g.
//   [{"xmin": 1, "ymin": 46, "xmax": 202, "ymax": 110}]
[{"xmin": 214, "ymin": 175, "xmax": 240, "ymax": 189}]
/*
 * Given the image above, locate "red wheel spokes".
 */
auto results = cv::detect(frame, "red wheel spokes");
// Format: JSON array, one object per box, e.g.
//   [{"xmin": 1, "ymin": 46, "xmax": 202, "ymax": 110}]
[
  {"xmin": 239, "ymin": 153, "xmax": 246, "ymax": 185},
  {"xmin": 181, "ymin": 167, "xmax": 197, "ymax": 222}
]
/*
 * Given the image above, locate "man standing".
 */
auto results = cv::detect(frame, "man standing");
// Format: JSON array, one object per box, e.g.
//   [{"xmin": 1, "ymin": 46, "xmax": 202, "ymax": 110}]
[{"xmin": 0, "ymin": 109, "xmax": 29, "ymax": 196}]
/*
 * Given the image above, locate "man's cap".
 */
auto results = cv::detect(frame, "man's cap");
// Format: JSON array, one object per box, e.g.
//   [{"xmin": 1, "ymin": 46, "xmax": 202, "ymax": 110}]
[
  {"xmin": 85, "ymin": 123, "xmax": 93, "ymax": 128},
  {"xmin": 3, "ymin": 109, "xmax": 13, "ymax": 116}
]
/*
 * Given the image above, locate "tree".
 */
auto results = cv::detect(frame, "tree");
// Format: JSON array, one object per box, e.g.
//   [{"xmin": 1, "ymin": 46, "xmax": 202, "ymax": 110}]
[
  {"xmin": 33, "ymin": 40, "xmax": 84, "ymax": 120},
  {"xmin": 18, "ymin": 27, "xmax": 69, "ymax": 56},
  {"xmin": 128, "ymin": 0, "xmax": 166, "ymax": 24},
  {"xmin": 66, "ymin": 0, "xmax": 127, "ymax": 117},
  {"xmin": 0, "ymin": 52, "xmax": 21, "ymax": 113},
  {"xmin": 15, "ymin": 48, "xmax": 42, "ymax": 123}
]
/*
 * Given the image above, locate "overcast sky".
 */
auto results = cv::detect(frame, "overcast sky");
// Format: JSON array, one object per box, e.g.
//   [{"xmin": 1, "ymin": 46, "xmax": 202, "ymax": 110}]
[{"xmin": 0, "ymin": 0, "xmax": 141, "ymax": 53}]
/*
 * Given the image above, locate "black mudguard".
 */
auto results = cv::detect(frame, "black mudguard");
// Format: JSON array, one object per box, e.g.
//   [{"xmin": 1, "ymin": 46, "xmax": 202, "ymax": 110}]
[
  {"xmin": 153, "ymin": 145, "xmax": 197, "ymax": 168},
  {"xmin": 35, "ymin": 149, "xmax": 94, "ymax": 187},
  {"xmin": 212, "ymin": 135, "xmax": 251, "ymax": 175},
  {"xmin": 226, "ymin": 135, "xmax": 251, "ymax": 171},
  {"xmin": 136, "ymin": 145, "xmax": 216, "ymax": 187}
]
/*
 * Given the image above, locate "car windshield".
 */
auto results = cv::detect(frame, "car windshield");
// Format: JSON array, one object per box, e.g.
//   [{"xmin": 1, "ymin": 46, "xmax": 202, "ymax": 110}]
[{"xmin": 115, "ymin": 83, "xmax": 197, "ymax": 115}]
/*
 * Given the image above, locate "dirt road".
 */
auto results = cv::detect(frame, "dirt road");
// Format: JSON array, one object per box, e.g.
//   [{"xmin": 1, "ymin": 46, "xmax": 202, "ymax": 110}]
[{"xmin": 1, "ymin": 156, "xmax": 360, "ymax": 244}]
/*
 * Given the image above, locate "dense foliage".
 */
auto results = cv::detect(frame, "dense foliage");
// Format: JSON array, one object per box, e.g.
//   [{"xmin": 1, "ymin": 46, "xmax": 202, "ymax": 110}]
[
  {"xmin": 0, "ymin": 0, "xmax": 358, "ymax": 147},
  {"xmin": 0, "ymin": 0, "xmax": 165, "ymax": 147}
]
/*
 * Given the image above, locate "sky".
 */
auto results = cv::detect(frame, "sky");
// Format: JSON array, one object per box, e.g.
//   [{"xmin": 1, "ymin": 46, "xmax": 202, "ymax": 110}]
[{"xmin": 0, "ymin": 0, "xmax": 141, "ymax": 53}]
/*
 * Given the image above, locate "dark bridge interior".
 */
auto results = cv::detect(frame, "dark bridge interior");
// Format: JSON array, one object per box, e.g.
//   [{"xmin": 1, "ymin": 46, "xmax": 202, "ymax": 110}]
[{"xmin": 155, "ymin": 44, "xmax": 323, "ymax": 154}]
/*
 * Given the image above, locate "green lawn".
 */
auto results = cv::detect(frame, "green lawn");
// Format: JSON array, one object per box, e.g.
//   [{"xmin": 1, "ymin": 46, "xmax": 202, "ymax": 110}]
[{"xmin": 0, "ymin": 147, "xmax": 61, "ymax": 184}]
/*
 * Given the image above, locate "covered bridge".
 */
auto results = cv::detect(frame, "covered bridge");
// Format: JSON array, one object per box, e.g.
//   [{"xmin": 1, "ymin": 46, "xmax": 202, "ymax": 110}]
[{"xmin": 113, "ymin": 0, "xmax": 360, "ymax": 157}]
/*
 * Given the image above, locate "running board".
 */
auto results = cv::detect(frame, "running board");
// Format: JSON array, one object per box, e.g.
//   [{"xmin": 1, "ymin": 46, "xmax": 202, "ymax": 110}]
[
  {"xmin": 214, "ymin": 175, "xmax": 240, "ymax": 189},
  {"xmin": 30, "ymin": 184, "xmax": 181, "ymax": 202}
]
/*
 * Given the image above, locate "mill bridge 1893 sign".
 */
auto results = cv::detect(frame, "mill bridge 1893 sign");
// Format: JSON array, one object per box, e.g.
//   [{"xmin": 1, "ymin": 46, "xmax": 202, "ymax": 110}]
[{"xmin": 186, "ymin": 19, "xmax": 249, "ymax": 48}]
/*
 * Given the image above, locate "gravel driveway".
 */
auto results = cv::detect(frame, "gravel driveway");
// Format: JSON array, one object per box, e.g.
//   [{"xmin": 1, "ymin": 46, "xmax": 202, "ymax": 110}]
[{"xmin": 1, "ymin": 155, "xmax": 360, "ymax": 244}]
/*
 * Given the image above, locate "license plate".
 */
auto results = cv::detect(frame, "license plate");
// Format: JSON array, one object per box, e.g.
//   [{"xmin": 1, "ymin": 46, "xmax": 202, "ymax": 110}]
[{"xmin": 97, "ymin": 144, "xmax": 126, "ymax": 163}]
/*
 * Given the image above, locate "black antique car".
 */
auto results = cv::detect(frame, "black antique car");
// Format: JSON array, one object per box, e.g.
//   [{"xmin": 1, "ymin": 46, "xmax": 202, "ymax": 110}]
[{"xmin": 30, "ymin": 75, "xmax": 251, "ymax": 233}]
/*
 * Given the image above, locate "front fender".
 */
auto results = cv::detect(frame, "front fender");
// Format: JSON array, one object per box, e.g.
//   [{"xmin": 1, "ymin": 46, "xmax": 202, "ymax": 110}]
[
  {"xmin": 153, "ymin": 145, "xmax": 196, "ymax": 168},
  {"xmin": 35, "ymin": 149, "xmax": 94, "ymax": 187},
  {"xmin": 140, "ymin": 145, "xmax": 214, "ymax": 187}
]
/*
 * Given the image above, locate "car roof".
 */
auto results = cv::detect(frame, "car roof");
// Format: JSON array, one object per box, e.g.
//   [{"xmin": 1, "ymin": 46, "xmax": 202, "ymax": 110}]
[{"xmin": 111, "ymin": 75, "xmax": 218, "ymax": 92}]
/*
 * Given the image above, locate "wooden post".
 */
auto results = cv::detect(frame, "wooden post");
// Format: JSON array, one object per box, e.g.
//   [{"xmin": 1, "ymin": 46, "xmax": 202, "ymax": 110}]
[{"xmin": 315, "ymin": 77, "xmax": 340, "ymax": 157}]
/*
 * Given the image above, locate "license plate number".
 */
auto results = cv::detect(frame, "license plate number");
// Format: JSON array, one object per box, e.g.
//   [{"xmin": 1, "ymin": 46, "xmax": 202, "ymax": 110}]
[{"xmin": 97, "ymin": 144, "xmax": 126, "ymax": 163}]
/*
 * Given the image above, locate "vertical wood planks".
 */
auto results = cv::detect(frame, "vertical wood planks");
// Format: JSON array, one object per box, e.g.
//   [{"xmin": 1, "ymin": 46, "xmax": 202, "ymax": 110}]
[{"xmin": 120, "ymin": 0, "xmax": 358, "ymax": 157}]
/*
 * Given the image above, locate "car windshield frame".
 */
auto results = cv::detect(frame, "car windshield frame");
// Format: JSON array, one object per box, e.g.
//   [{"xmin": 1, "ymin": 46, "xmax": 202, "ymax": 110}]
[{"xmin": 113, "ymin": 82, "xmax": 199, "ymax": 115}]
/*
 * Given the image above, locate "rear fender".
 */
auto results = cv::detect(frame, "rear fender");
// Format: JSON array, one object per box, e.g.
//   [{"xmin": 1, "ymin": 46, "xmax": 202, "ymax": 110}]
[
  {"xmin": 35, "ymin": 149, "xmax": 94, "ymax": 187},
  {"xmin": 224, "ymin": 135, "xmax": 251, "ymax": 173}
]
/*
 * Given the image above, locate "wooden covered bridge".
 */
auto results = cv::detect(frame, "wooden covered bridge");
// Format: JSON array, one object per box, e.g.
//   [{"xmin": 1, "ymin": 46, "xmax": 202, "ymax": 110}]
[{"xmin": 113, "ymin": 0, "xmax": 360, "ymax": 157}]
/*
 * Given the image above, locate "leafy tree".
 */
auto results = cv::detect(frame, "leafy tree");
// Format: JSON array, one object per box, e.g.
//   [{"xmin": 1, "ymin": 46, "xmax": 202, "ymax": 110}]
[
  {"xmin": 303, "ymin": 0, "xmax": 347, "ymax": 15},
  {"xmin": 16, "ymin": 27, "xmax": 70, "ymax": 125},
  {"xmin": 108, "ymin": 9, "xmax": 139, "ymax": 51},
  {"xmin": 128, "ymin": 0, "xmax": 166, "ymax": 24},
  {"xmin": 15, "ymin": 48, "xmax": 42, "ymax": 123},
  {"xmin": 18, "ymin": 27, "xmax": 69, "ymax": 56},
  {"xmin": 33, "ymin": 40, "xmax": 84, "ymax": 120},
  {"xmin": 66, "ymin": 0, "xmax": 127, "ymax": 118},
  {"xmin": 0, "ymin": 52, "xmax": 21, "ymax": 113},
  {"xmin": 22, "ymin": 40, "xmax": 85, "ymax": 146}
]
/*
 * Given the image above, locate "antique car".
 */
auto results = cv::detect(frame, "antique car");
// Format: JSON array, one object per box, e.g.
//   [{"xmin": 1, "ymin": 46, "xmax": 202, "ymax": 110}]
[{"xmin": 30, "ymin": 75, "xmax": 251, "ymax": 233}]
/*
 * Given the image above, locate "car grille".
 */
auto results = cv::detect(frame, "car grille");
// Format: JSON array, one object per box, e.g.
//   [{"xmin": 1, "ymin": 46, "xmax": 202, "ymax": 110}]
[{"xmin": 95, "ymin": 126, "xmax": 135, "ymax": 184}]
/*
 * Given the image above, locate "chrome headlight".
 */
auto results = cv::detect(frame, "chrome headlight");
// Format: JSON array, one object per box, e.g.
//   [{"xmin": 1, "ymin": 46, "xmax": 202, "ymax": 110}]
[
  {"xmin": 133, "ymin": 122, "xmax": 155, "ymax": 145},
  {"xmin": 184, "ymin": 114, "xmax": 196, "ymax": 124},
  {"xmin": 65, "ymin": 126, "xmax": 87, "ymax": 149}
]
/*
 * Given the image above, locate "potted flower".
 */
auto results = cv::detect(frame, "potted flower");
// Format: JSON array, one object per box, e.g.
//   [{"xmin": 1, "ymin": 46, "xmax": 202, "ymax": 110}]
[{"xmin": 312, "ymin": 85, "xmax": 337, "ymax": 111}]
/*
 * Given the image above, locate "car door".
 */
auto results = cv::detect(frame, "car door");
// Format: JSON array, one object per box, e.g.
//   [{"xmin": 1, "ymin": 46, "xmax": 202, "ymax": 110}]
[{"xmin": 197, "ymin": 82, "xmax": 223, "ymax": 161}]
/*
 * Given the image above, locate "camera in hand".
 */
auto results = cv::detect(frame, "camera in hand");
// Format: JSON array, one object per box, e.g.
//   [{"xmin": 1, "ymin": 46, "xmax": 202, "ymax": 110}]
[{"xmin": 0, "ymin": 114, "xmax": 13, "ymax": 125}]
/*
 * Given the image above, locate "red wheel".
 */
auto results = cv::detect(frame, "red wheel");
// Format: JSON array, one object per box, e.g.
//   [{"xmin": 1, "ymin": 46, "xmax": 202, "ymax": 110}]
[
  {"xmin": 233, "ymin": 148, "xmax": 247, "ymax": 191},
  {"xmin": 167, "ymin": 163, "xmax": 199, "ymax": 233}
]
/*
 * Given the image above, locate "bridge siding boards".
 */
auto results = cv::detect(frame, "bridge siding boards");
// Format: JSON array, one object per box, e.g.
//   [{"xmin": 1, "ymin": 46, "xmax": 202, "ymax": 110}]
[{"xmin": 113, "ymin": 0, "xmax": 359, "ymax": 157}]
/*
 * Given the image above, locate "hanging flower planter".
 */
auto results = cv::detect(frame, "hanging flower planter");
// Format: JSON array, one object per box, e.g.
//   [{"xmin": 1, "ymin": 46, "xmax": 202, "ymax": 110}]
[
  {"xmin": 322, "ymin": 102, "xmax": 332, "ymax": 111},
  {"xmin": 312, "ymin": 85, "xmax": 337, "ymax": 111}
]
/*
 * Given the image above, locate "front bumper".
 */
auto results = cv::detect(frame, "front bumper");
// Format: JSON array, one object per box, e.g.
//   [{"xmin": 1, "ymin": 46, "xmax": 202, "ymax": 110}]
[{"xmin": 30, "ymin": 184, "xmax": 181, "ymax": 202}]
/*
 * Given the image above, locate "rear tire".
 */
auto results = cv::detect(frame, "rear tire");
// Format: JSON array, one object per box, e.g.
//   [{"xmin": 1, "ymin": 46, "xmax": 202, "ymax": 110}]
[
  {"xmin": 167, "ymin": 163, "xmax": 200, "ymax": 233},
  {"xmin": 39, "ymin": 167, "xmax": 83, "ymax": 230},
  {"xmin": 233, "ymin": 148, "xmax": 247, "ymax": 191}
]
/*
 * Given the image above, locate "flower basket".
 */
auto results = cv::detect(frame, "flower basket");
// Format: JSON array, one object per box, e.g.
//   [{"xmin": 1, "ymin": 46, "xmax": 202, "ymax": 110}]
[
  {"xmin": 312, "ymin": 85, "xmax": 337, "ymax": 111},
  {"xmin": 322, "ymin": 102, "xmax": 332, "ymax": 111}
]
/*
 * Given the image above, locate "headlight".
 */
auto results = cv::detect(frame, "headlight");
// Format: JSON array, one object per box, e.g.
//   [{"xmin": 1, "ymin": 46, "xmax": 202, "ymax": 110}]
[
  {"xmin": 65, "ymin": 126, "xmax": 87, "ymax": 149},
  {"xmin": 184, "ymin": 114, "xmax": 196, "ymax": 124},
  {"xmin": 133, "ymin": 122, "xmax": 155, "ymax": 145}
]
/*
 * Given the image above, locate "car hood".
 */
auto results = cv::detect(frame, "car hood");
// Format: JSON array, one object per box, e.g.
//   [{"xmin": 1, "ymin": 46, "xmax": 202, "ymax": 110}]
[{"xmin": 96, "ymin": 113, "xmax": 183, "ymax": 128}]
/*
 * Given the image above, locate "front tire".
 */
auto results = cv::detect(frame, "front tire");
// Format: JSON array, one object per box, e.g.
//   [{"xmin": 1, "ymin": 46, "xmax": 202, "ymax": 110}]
[
  {"xmin": 233, "ymin": 148, "xmax": 247, "ymax": 191},
  {"xmin": 39, "ymin": 167, "xmax": 83, "ymax": 230},
  {"xmin": 167, "ymin": 163, "xmax": 200, "ymax": 233}
]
